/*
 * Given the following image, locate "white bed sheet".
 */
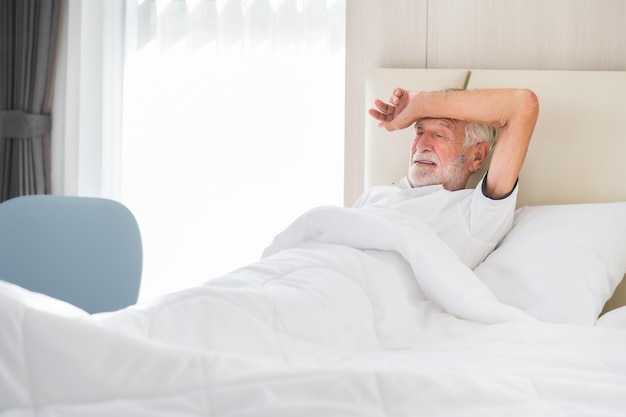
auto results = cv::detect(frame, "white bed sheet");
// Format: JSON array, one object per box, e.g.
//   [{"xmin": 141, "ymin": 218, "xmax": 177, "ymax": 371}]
[{"xmin": 2, "ymin": 204, "xmax": 626, "ymax": 416}]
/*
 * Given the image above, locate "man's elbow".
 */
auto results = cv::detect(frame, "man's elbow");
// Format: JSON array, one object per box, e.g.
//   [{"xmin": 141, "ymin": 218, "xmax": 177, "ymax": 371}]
[{"xmin": 515, "ymin": 89, "xmax": 540, "ymax": 121}]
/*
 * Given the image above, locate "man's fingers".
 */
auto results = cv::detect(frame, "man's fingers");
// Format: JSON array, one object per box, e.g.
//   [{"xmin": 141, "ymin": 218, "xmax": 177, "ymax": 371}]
[
  {"xmin": 367, "ymin": 108, "xmax": 383, "ymax": 120},
  {"xmin": 390, "ymin": 88, "xmax": 404, "ymax": 105},
  {"xmin": 373, "ymin": 99, "xmax": 395, "ymax": 116},
  {"xmin": 368, "ymin": 108, "xmax": 394, "ymax": 122}
]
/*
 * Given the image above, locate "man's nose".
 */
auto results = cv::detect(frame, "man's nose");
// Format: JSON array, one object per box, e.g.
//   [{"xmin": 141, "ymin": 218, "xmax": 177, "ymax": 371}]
[{"xmin": 416, "ymin": 133, "xmax": 435, "ymax": 152}]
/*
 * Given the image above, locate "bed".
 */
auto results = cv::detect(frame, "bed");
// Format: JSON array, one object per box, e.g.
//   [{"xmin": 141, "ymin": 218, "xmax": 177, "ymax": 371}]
[{"xmin": 2, "ymin": 69, "xmax": 626, "ymax": 416}]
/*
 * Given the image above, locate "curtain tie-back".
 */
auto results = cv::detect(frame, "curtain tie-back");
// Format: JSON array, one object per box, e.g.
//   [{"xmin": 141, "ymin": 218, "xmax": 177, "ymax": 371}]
[{"xmin": 0, "ymin": 110, "xmax": 51, "ymax": 138}]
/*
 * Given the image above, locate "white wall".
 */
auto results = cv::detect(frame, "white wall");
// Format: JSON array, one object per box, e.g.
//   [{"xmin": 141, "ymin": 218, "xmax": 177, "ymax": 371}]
[{"xmin": 344, "ymin": 0, "xmax": 626, "ymax": 206}]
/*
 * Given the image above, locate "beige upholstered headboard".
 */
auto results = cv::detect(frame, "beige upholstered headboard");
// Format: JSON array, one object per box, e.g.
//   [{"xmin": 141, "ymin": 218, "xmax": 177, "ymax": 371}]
[{"xmin": 365, "ymin": 69, "xmax": 626, "ymax": 313}]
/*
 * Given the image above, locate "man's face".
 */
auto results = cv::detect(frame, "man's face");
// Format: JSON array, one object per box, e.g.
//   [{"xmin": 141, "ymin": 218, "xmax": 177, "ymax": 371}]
[{"xmin": 408, "ymin": 118, "xmax": 470, "ymax": 190}]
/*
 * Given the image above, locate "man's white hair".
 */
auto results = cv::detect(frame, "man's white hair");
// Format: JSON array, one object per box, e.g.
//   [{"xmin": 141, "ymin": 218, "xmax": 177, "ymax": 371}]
[{"xmin": 463, "ymin": 122, "xmax": 499, "ymax": 150}]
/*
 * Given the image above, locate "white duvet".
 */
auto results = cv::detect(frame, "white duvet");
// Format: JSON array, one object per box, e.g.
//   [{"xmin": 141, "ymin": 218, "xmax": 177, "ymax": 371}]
[{"xmin": 2, "ymin": 205, "xmax": 626, "ymax": 416}]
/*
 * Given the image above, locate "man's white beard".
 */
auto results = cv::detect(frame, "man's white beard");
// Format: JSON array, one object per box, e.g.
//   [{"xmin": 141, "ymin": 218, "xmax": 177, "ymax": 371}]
[{"xmin": 408, "ymin": 152, "xmax": 467, "ymax": 190}]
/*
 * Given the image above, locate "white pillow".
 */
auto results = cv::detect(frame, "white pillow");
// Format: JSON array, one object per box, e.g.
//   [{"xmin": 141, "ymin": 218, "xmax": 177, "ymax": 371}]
[{"xmin": 474, "ymin": 202, "xmax": 626, "ymax": 325}]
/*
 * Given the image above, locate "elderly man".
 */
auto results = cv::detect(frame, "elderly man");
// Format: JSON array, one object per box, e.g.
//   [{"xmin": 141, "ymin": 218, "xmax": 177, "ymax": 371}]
[{"xmin": 356, "ymin": 87, "xmax": 539, "ymax": 268}]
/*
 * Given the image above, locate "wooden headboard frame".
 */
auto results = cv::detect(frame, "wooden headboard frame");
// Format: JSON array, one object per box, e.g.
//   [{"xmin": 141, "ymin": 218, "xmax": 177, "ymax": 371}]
[{"xmin": 365, "ymin": 69, "xmax": 626, "ymax": 314}]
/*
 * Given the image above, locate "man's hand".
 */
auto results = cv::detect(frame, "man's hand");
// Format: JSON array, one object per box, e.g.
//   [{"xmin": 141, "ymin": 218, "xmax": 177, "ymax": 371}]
[{"xmin": 368, "ymin": 88, "xmax": 415, "ymax": 131}]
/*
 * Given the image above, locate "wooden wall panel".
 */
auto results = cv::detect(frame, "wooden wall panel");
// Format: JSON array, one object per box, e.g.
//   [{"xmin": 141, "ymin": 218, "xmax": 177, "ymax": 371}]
[{"xmin": 427, "ymin": 0, "xmax": 626, "ymax": 70}]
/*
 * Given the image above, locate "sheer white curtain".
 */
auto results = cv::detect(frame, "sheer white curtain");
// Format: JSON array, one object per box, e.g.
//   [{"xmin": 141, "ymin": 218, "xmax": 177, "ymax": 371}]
[{"xmin": 122, "ymin": 0, "xmax": 346, "ymax": 300}]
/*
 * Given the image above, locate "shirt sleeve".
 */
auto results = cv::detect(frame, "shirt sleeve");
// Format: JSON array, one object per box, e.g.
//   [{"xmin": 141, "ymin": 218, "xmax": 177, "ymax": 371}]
[{"xmin": 468, "ymin": 173, "xmax": 519, "ymax": 247}]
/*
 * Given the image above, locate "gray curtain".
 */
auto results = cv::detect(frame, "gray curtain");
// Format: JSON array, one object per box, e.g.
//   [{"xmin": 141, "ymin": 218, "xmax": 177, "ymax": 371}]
[{"xmin": 0, "ymin": 0, "xmax": 64, "ymax": 202}]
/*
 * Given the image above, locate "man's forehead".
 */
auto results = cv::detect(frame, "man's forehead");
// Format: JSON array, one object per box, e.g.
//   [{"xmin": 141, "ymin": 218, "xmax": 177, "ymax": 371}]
[{"xmin": 415, "ymin": 118, "xmax": 463, "ymax": 130}]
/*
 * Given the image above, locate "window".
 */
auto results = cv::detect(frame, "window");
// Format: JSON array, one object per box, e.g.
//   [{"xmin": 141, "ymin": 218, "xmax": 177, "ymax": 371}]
[{"xmin": 122, "ymin": 0, "xmax": 345, "ymax": 300}]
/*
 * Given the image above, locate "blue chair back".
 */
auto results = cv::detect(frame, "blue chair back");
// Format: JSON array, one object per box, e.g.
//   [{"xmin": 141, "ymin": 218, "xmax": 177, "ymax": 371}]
[{"xmin": 0, "ymin": 195, "xmax": 142, "ymax": 313}]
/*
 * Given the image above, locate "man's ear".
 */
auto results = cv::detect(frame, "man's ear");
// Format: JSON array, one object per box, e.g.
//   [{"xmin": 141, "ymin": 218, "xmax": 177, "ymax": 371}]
[{"xmin": 470, "ymin": 142, "xmax": 490, "ymax": 172}]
